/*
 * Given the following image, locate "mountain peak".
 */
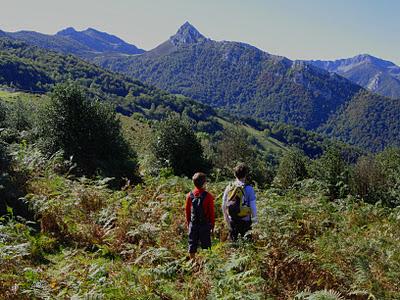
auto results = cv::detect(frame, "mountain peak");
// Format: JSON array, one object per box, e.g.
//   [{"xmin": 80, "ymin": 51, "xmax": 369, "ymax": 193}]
[
  {"xmin": 170, "ymin": 21, "xmax": 207, "ymax": 46},
  {"xmin": 352, "ymin": 53, "xmax": 396, "ymax": 67},
  {"xmin": 56, "ymin": 27, "xmax": 77, "ymax": 36},
  {"xmin": 54, "ymin": 26, "xmax": 144, "ymax": 55}
]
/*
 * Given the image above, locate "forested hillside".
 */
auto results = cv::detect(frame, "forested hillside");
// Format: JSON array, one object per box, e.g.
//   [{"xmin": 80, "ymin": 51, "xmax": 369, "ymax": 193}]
[
  {"xmin": 91, "ymin": 23, "xmax": 400, "ymax": 152},
  {"xmin": 3, "ymin": 23, "xmax": 400, "ymax": 152},
  {"xmin": 0, "ymin": 36, "xmax": 223, "ymax": 133}
]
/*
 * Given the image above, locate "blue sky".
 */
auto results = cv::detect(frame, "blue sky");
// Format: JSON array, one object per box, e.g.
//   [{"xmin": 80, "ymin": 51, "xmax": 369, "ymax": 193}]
[{"xmin": 1, "ymin": 0, "xmax": 399, "ymax": 64}]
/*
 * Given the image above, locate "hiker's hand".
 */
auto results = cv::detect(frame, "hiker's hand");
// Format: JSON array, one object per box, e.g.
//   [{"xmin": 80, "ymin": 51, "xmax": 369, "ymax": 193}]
[
  {"xmin": 252, "ymin": 217, "xmax": 258, "ymax": 225},
  {"xmin": 211, "ymin": 228, "xmax": 214, "ymax": 236}
]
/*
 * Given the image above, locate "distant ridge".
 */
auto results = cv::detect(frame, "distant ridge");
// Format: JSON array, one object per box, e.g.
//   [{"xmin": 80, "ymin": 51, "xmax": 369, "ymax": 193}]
[
  {"xmin": 308, "ymin": 54, "xmax": 400, "ymax": 98},
  {"xmin": 2, "ymin": 27, "xmax": 144, "ymax": 59},
  {"xmin": 56, "ymin": 27, "xmax": 145, "ymax": 55}
]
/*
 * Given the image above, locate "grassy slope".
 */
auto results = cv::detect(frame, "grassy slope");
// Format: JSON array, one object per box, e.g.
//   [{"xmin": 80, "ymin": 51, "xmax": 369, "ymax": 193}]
[
  {"xmin": 216, "ymin": 117, "xmax": 287, "ymax": 154},
  {"xmin": 0, "ymin": 90, "xmax": 289, "ymax": 160},
  {"xmin": 0, "ymin": 89, "xmax": 43, "ymax": 103}
]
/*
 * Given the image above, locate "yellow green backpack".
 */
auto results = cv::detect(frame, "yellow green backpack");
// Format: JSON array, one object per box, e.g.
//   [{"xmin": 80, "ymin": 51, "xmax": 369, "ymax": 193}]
[{"xmin": 226, "ymin": 184, "xmax": 251, "ymax": 220}]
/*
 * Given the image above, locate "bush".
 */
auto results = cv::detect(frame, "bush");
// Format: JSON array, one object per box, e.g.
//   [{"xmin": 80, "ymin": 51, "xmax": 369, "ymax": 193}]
[
  {"xmin": 37, "ymin": 83, "xmax": 137, "ymax": 180},
  {"xmin": 213, "ymin": 126, "xmax": 272, "ymax": 186},
  {"xmin": 6, "ymin": 99, "xmax": 35, "ymax": 131},
  {"xmin": 350, "ymin": 155, "xmax": 386, "ymax": 204},
  {"xmin": 376, "ymin": 147, "xmax": 400, "ymax": 206},
  {"xmin": 214, "ymin": 127, "xmax": 256, "ymax": 173},
  {"xmin": 274, "ymin": 148, "xmax": 308, "ymax": 189},
  {"xmin": 0, "ymin": 100, "xmax": 7, "ymax": 127},
  {"xmin": 350, "ymin": 148, "xmax": 400, "ymax": 206},
  {"xmin": 309, "ymin": 148, "xmax": 350, "ymax": 199},
  {"xmin": 0, "ymin": 140, "xmax": 10, "ymax": 215},
  {"xmin": 150, "ymin": 115, "xmax": 209, "ymax": 177}
]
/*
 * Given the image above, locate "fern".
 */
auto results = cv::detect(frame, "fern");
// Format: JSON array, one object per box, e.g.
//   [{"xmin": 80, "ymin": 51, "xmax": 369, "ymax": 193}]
[{"xmin": 295, "ymin": 289, "xmax": 345, "ymax": 300}]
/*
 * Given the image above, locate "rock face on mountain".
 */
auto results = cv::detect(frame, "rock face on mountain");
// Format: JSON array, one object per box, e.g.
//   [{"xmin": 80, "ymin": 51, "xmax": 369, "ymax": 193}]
[
  {"xmin": 3, "ymin": 27, "xmax": 144, "ymax": 59},
  {"xmin": 309, "ymin": 54, "xmax": 400, "ymax": 98},
  {"xmin": 170, "ymin": 21, "xmax": 208, "ymax": 46}
]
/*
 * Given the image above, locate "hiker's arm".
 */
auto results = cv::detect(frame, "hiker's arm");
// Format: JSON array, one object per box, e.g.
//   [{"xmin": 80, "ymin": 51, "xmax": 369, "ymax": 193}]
[
  {"xmin": 248, "ymin": 187, "xmax": 258, "ymax": 223},
  {"xmin": 208, "ymin": 194, "xmax": 215, "ymax": 230},
  {"xmin": 185, "ymin": 195, "xmax": 191, "ymax": 228},
  {"xmin": 222, "ymin": 186, "xmax": 230, "ymax": 225}
]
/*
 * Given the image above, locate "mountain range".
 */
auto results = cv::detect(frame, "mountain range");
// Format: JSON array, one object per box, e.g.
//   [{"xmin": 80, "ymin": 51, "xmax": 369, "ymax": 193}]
[
  {"xmin": 309, "ymin": 54, "xmax": 400, "ymax": 98},
  {"xmin": 2, "ymin": 27, "xmax": 144, "ymax": 59},
  {"xmin": 1, "ymin": 22, "xmax": 399, "ymax": 151}
]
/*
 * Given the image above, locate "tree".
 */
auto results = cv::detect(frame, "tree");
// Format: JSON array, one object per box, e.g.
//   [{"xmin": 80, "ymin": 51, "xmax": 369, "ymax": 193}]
[
  {"xmin": 350, "ymin": 155, "xmax": 386, "ymax": 204},
  {"xmin": 309, "ymin": 148, "xmax": 350, "ymax": 199},
  {"xmin": 0, "ymin": 139, "xmax": 10, "ymax": 215},
  {"xmin": 38, "ymin": 83, "xmax": 137, "ymax": 179},
  {"xmin": 0, "ymin": 100, "xmax": 7, "ymax": 128},
  {"xmin": 351, "ymin": 148, "xmax": 400, "ymax": 207},
  {"xmin": 376, "ymin": 147, "xmax": 400, "ymax": 206},
  {"xmin": 151, "ymin": 115, "xmax": 209, "ymax": 177},
  {"xmin": 6, "ymin": 99, "xmax": 34, "ymax": 131},
  {"xmin": 215, "ymin": 127, "xmax": 256, "ymax": 173},
  {"xmin": 274, "ymin": 148, "xmax": 308, "ymax": 189},
  {"xmin": 214, "ymin": 126, "xmax": 271, "ymax": 185}
]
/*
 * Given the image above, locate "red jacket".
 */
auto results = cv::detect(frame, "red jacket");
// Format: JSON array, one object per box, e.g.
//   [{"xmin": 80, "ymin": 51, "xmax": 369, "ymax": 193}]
[{"xmin": 185, "ymin": 187, "xmax": 215, "ymax": 229}]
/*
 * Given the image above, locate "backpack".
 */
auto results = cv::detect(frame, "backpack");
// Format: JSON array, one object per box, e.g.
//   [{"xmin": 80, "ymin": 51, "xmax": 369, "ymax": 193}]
[
  {"xmin": 226, "ymin": 184, "xmax": 251, "ymax": 220},
  {"xmin": 190, "ymin": 191, "xmax": 208, "ymax": 225}
]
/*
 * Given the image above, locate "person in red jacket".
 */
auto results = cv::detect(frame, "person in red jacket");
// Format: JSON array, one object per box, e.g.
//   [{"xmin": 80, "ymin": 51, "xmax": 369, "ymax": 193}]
[{"xmin": 185, "ymin": 172, "xmax": 215, "ymax": 259}]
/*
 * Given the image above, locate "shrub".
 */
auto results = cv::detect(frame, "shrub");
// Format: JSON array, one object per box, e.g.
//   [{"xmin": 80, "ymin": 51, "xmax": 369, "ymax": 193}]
[
  {"xmin": 309, "ymin": 148, "xmax": 350, "ymax": 199},
  {"xmin": 6, "ymin": 99, "xmax": 35, "ymax": 131},
  {"xmin": 213, "ymin": 126, "xmax": 272, "ymax": 185},
  {"xmin": 0, "ymin": 139, "xmax": 10, "ymax": 215},
  {"xmin": 214, "ymin": 127, "xmax": 256, "ymax": 173},
  {"xmin": 0, "ymin": 100, "xmax": 7, "ymax": 127},
  {"xmin": 350, "ymin": 155, "xmax": 386, "ymax": 204},
  {"xmin": 351, "ymin": 148, "xmax": 400, "ymax": 206},
  {"xmin": 376, "ymin": 147, "xmax": 400, "ymax": 206},
  {"xmin": 274, "ymin": 148, "xmax": 308, "ymax": 189},
  {"xmin": 37, "ymin": 83, "xmax": 137, "ymax": 180},
  {"xmin": 150, "ymin": 115, "xmax": 209, "ymax": 177}
]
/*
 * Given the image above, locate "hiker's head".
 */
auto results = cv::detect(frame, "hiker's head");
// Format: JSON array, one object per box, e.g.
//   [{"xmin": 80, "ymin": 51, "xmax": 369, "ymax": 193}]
[
  {"xmin": 192, "ymin": 172, "xmax": 207, "ymax": 189},
  {"xmin": 234, "ymin": 163, "xmax": 249, "ymax": 181}
]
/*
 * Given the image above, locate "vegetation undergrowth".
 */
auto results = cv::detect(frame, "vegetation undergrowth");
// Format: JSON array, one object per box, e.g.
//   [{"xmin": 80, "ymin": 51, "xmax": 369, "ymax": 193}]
[{"xmin": 1, "ymin": 169, "xmax": 400, "ymax": 299}]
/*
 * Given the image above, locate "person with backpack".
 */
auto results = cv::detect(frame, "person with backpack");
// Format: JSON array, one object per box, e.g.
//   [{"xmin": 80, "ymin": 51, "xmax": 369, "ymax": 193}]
[
  {"xmin": 222, "ymin": 163, "xmax": 258, "ymax": 241},
  {"xmin": 185, "ymin": 172, "xmax": 215, "ymax": 259}
]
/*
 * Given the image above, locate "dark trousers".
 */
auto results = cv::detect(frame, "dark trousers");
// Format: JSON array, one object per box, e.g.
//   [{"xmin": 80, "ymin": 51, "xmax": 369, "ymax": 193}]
[
  {"xmin": 188, "ymin": 223, "xmax": 211, "ymax": 253},
  {"xmin": 229, "ymin": 219, "xmax": 252, "ymax": 241}
]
